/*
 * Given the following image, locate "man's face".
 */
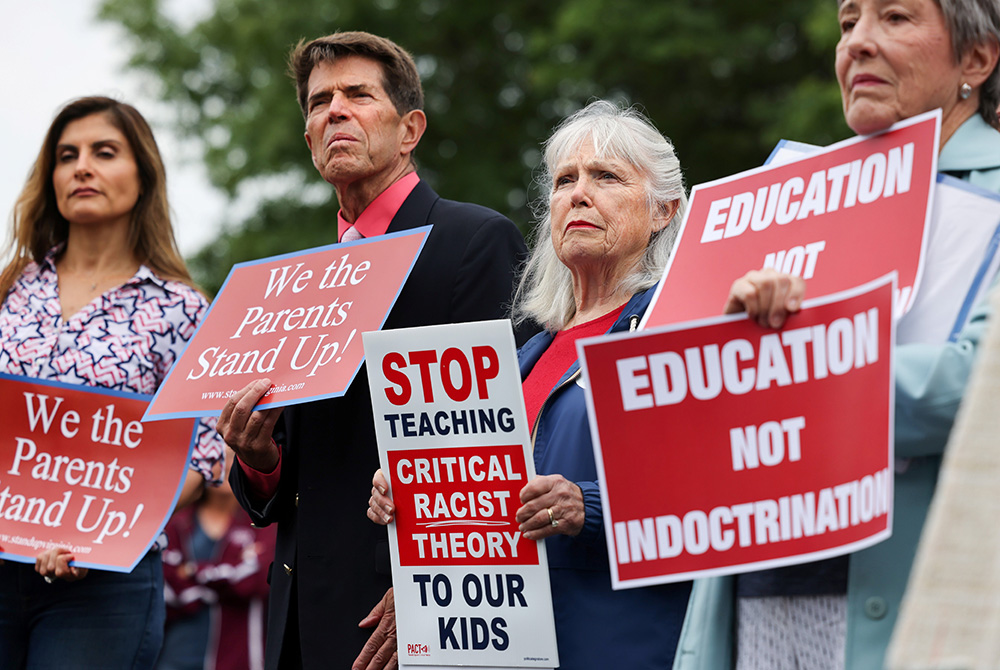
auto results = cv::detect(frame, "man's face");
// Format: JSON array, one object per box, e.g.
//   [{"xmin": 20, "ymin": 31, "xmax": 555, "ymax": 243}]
[{"xmin": 303, "ymin": 56, "xmax": 409, "ymax": 187}]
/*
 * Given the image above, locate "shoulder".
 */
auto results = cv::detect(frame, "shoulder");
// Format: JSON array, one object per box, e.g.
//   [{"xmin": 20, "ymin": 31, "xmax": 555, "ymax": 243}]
[
  {"xmin": 426, "ymin": 197, "xmax": 521, "ymax": 242},
  {"xmin": 136, "ymin": 269, "xmax": 209, "ymax": 310}
]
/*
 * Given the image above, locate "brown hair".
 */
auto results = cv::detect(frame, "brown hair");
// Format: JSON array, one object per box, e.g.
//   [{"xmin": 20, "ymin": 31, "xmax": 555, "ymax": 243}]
[
  {"xmin": 288, "ymin": 31, "xmax": 424, "ymax": 118},
  {"xmin": 1, "ymin": 96, "xmax": 196, "ymax": 299}
]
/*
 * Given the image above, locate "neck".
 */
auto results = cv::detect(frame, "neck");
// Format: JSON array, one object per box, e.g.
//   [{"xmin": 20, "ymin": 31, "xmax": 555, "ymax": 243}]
[
  {"xmin": 335, "ymin": 161, "xmax": 414, "ymax": 223},
  {"xmin": 200, "ymin": 488, "xmax": 240, "ymax": 513},
  {"xmin": 566, "ymin": 264, "xmax": 635, "ymax": 329},
  {"xmin": 940, "ymin": 101, "xmax": 978, "ymax": 150},
  {"xmin": 60, "ymin": 221, "xmax": 138, "ymax": 275}
]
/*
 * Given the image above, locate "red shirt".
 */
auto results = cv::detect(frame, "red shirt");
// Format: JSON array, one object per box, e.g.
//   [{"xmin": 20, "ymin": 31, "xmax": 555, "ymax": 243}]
[{"xmin": 522, "ymin": 305, "xmax": 625, "ymax": 432}]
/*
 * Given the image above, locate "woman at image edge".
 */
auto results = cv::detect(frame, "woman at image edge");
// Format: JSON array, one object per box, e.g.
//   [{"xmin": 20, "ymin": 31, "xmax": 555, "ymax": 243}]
[{"xmin": 0, "ymin": 96, "xmax": 224, "ymax": 668}]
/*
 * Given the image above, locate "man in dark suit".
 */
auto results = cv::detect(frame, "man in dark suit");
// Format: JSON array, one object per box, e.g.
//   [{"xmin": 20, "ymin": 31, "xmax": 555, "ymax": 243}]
[{"xmin": 218, "ymin": 32, "xmax": 530, "ymax": 670}]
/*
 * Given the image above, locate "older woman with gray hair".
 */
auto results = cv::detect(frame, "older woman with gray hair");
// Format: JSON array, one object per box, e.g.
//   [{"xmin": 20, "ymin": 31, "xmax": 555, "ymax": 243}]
[
  {"xmin": 674, "ymin": 1, "xmax": 1000, "ymax": 669},
  {"xmin": 370, "ymin": 100, "xmax": 693, "ymax": 668}
]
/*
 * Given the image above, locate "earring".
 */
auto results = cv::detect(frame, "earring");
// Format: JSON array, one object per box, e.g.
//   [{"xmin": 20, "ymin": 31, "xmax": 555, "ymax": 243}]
[{"xmin": 960, "ymin": 83, "xmax": 973, "ymax": 100}]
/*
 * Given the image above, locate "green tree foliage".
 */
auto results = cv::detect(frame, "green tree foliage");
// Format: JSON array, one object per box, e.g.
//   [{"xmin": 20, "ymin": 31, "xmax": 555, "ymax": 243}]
[{"xmin": 100, "ymin": 0, "xmax": 849, "ymax": 294}]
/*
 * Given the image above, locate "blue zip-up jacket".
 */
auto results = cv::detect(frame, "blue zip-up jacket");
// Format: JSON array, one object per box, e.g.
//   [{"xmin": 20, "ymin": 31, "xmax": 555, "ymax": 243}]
[{"xmin": 519, "ymin": 286, "xmax": 691, "ymax": 670}]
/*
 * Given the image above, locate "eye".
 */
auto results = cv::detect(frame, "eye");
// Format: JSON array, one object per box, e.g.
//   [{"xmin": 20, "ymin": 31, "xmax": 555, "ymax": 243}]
[
  {"xmin": 839, "ymin": 18, "xmax": 856, "ymax": 32},
  {"xmin": 57, "ymin": 149, "xmax": 77, "ymax": 163},
  {"xmin": 554, "ymin": 174, "xmax": 575, "ymax": 188},
  {"xmin": 308, "ymin": 95, "xmax": 330, "ymax": 113},
  {"xmin": 599, "ymin": 171, "xmax": 619, "ymax": 181},
  {"xmin": 96, "ymin": 148, "xmax": 117, "ymax": 159}
]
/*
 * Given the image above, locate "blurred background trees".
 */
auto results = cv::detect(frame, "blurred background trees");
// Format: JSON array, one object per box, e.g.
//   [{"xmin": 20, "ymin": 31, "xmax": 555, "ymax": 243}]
[{"xmin": 99, "ymin": 0, "xmax": 849, "ymax": 294}]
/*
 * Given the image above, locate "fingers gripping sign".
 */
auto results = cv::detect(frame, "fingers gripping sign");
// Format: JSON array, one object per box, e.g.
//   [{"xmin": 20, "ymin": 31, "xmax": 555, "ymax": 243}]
[
  {"xmin": 368, "ymin": 469, "xmax": 394, "ymax": 525},
  {"xmin": 36, "ymin": 547, "xmax": 88, "ymax": 583},
  {"xmin": 724, "ymin": 269, "xmax": 807, "ymax": 329},
  {"xmin": 516, "ymin": 474, "xmax": 585, "ymax": 541},
  {"xmin": 354, "ymin": 587, "xmax": 398, "ymax": 670},
  {"xmin": 217, "ymin": 378, "xmax": 283, "ymax": 473}
]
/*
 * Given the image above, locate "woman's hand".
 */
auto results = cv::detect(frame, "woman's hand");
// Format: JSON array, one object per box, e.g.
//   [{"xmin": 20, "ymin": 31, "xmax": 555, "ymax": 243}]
[
  {"xmin": 35, "ymin": 547, "xmax": 88, "ymax": 582},
  {"xmin": 724, "ymin": 269, "xmax": 806, "ymax": 329},
  {"xmin": 368, "ymin": 469, "xmax": 395, "ymax": 525},
  {"xmin": 516, "ymin": 474, "xmax": 585, "ymax": 540}
]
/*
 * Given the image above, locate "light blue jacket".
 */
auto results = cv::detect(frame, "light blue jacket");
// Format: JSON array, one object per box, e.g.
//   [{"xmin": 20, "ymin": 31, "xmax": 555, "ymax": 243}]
[{"xmin": 674, "ymin": 114, "xmax": 1000, "ymax": 670}]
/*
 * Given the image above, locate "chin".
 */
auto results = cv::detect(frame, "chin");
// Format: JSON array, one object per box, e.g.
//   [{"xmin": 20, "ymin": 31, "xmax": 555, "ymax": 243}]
[{"xmin": 845, "ymin": 104, "xmax": 900, "ymax": 137}]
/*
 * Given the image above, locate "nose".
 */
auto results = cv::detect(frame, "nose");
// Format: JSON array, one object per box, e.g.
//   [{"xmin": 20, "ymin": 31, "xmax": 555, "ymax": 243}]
[
  {"xmin": 570, "ymin": 178, "xmax": 592, "ymax": 207},
  {"xmin": 74, "ymin": 151, "xmax": 94, "ymax": 178},
  {"xmin": 326, "ymin": 92, "xmax": 351, "ymax": 121},
  {"xmin": 843, "ymin": 13, "xmax": 878, "ymax": 60}
]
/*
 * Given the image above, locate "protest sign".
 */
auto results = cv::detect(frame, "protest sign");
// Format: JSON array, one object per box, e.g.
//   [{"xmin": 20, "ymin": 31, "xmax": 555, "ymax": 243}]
[
  {"xmin": 144, "ymin": 227, "xmax": 429, "ymax": 420},
  {"xmin": 642, "ymin": 111, "xmax": 939, "ymax": 329},
  {"xmin": 579, "ymin": 276, "xmax": 895, "ymax": 588},
  {"xmin": 0, "ymin": 373, "xmax": 196, "ymax": 572},
  {"xmin": 766, "ymin": 138, "xmax": 1000, "ymax": 345},
  {"xmin": 365, "ymin": 320, "xmax": 558, "ymax": 669}
]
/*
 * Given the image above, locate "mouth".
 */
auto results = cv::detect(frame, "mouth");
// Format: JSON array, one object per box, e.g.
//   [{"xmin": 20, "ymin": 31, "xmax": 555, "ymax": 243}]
[
  {"xmin": 566, "ymin": 220, "xmax": 600, "ymax": 231},
  {"xmin": 326, "ymin": 133, "xmax": 358, "ymax": 148},
  {"xmin": 851, "ymin": 73, "xmax": 887, "ymax": 90},
  {"xmin": 71, "ymin": 187, "xmax": 100, "ymax": 197}
]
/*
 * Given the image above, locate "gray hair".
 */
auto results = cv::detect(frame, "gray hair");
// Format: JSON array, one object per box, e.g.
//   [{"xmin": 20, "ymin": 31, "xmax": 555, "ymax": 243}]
[
  {"xmin": 940, "ymin": 0, "xmax": 1000, "ymax": 127},
  {"xmin": 513, "ymin": 100, "xmax": 687, "ymax": 331}
]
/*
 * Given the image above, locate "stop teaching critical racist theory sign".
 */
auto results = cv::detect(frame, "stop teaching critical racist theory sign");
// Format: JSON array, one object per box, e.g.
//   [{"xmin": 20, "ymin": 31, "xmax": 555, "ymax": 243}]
[
  {"xmin": 144, "ymin": 227, "xmax": 429, "ymax": 420},
  {"xmin": 0, "ymin": 374, "xmax": 196, "ymax": 571},
  {"xmin": 578, "ymin": 277, "xmax": 895, "ymax": 588},
  {"xmin": 364, "ymin": 321, "xmax": 559, "ymax": 669}
]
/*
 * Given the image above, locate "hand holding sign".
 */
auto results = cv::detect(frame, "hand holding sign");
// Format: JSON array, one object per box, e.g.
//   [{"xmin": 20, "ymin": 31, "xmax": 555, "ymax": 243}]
[
  {"xmin": 515, "ymin": 475, "xmax": 584, "ymax": 541},
  {"xmin": 36, "ymin": 546, "xmax": 88, "ymax": 582},
  {"xmin": 724, "ymin": 269, "xmax": 807, "ymax": 329},
  {"xmin": 216, "ymin": 378, "xmax": 282, "ymax": 473}
]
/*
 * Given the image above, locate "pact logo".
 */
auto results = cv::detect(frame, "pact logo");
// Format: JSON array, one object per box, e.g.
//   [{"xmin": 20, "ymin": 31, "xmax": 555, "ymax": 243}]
[{"xmin": 407, "ymin": 643, "xmax": 430, "ymax": 657}]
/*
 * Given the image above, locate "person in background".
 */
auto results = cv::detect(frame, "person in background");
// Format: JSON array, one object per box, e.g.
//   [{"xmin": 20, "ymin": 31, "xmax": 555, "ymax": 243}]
[
  {"xmin": 370, "ymin": 100, "xmax": 692, "ymax": 669},
  {"xmin": 0, "ymin": 96, "xmax": 225, "ymax": 669},
  {"xmin": 674, "ymin": 1, "xmax": 1000, "ymax": 668},
  {"xmin": 218, "ymin": 31, "xmax": 530, "ymax": 670},
  {"xmin": 157, "ymin": 447, "xmax": 275, "ymax": 670}
]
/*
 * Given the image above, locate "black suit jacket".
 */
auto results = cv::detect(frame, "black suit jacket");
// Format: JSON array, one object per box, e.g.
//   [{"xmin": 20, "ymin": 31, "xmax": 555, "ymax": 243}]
[{"xmin": 230, "ymin": 181, "xmax": 531, "ymax": 669}]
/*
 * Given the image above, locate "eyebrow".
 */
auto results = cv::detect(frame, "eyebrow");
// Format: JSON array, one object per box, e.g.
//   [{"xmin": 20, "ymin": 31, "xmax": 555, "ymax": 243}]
[
  {"xmin": 55, "ymin": 139, "xmax": 124, "ymax": 152},
  {"xmin": 306, "ymin": 82, "xmax": 378, "ymax": 108}
]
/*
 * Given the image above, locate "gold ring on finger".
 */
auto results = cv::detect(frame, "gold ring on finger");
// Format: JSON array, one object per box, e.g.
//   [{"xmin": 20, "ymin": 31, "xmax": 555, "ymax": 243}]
[{"xmin": 547, "ymin": 507, "xmax": 559, "ymax": 527}]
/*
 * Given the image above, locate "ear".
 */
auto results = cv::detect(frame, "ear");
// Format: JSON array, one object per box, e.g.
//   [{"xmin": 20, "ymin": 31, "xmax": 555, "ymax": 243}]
[
  {"xmin": 304, "ymin": 130, "xmax": 319, "ymax": 170},
  {"xmin": 961, "ymin": 37, "xmax": 1000, "ymax": 89},
  {"xmin": 653, "ymin": 199, "xmax": 680, "ymax": 232},
  {"xmin": 399, "ymin": 109, "xmax": 427, "ymax": 157}
]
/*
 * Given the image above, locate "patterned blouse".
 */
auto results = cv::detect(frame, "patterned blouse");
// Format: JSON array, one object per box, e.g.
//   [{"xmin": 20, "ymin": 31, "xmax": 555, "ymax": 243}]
[{"xmin": 0, "ymin": 247, "xmax": 224, "ymax": 482}]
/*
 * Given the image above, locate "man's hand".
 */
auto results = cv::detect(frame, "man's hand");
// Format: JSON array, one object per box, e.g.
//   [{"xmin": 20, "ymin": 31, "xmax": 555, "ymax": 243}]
[
  {"xmin": 217, "ymin": 378, "xmax": 282, "ymax": 472},
  {"xmin": 355, "ymin": 587, "xmax": 398, "ymax": 670}
]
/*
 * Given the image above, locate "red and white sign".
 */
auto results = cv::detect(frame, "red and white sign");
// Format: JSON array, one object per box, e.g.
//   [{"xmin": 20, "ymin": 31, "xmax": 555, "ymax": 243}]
[
  {"xmin": 579, "ymin": 277, "xmax": 895, "ymax": 588},
  {"xmin": 0, "ymin": 374, "xmax": 196, "ymax": 572},
  {"xmin": 145, "ymin": 227, "xmax": 429, "ymax": 421},
  {"xmin": 642, "ymin": 111, "xmax": 939, "ymax": 329},
  {"xmin": 365, "ymin": 321, "xmax": 558, "ymax": 669}
]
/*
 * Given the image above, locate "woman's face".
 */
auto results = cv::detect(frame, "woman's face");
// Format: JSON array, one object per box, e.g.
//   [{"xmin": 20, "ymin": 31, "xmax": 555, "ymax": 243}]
[
  {"xmin": 549, "ymin": 142, "xmax": 666, "ymax": 278},
  {"xmin": 836, "ymin": 0, "xmax": 963, "ymax": 136},
  {"xmin": 52, "ymin": 112, "xmax": 141, "ymax": 230}
]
